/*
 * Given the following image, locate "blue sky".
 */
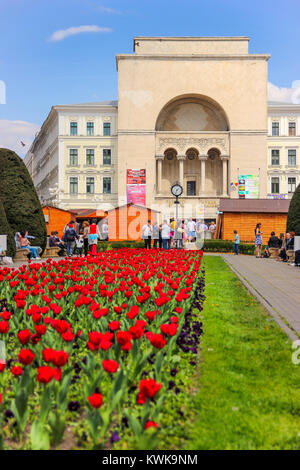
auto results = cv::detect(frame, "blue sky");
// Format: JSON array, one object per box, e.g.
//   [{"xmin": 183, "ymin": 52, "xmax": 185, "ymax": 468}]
[{"xmin": 0, "ymin": 0, "xmax": 300, "ymax": 155}]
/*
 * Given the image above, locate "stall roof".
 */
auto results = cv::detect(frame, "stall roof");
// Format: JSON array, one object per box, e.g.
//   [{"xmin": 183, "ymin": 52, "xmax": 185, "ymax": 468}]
[
  {"xmin": 107, "ymin": 203, "xmax": 160, "ymax": 213},
  {"xmin": 219, "ymin": 198, "xmax": 290, "ymax": 213}
]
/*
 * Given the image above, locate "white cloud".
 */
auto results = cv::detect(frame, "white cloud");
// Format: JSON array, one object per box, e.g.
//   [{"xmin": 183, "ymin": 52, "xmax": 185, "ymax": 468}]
[
  {"xmin": 97, "ymin": 6, "xmax": 121, "ymax": 14},
  {"xmin": 268, "ymin": 80, "xmax": 300, "ymax": 104},
  {"xmin": 48, "ymin": 25, "xmax": 112, "ymax": 42},
  {"xmin": 0, "ymin": 120, "xmax": 40, "ymax": 158}
]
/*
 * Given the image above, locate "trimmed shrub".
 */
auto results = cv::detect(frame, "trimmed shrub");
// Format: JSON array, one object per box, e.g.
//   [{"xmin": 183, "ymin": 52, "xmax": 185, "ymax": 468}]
[
  {"xmin": 287, "ymin": 183, "xmax": 300, "ymax": 235},
  {"xmin": 0, "ymin": 148, "xmax": 47, "ymax": 252},
  {"xmin": 203, "ymin": 239, "xmax": 257, "ymax": 255},
  {"xmin": 0, "ymin": 198, "xmax": 15, "ymax": 258}
]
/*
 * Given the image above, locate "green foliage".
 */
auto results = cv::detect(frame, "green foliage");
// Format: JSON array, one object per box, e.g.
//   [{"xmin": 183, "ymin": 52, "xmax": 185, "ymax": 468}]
[
  {"xmin": 287, "ymin": 183, "xmax": 300, "ymax": 235},
  {"xmin": 0, "ymin": 148, "xmax": 47, "ymax": 252},
  {"xmin": 0, "ymin": 198, "xmax": 15, "ymax": 257},
  {"xmin": 98, "ymin": 240, "xmax": 145, "ymax": 251},
  {"xmin": 203, "ymin": 239, "xmax": 258, "ymax": 255}
]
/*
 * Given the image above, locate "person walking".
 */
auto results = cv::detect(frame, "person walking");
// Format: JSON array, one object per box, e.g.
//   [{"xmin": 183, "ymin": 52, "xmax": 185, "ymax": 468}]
[
  {"xmin": 141, "ymin": 220, "xmax": 152, "ymax": 249},
  {"xmin": 82, "ymin": 221, "xmax": 90, "ymax": 256},
  {"xmin": 254, "ymin": 222, "xmax": 263, "ymax": 258},
  {"xmin": 63, "ymin": 222, "xmax": 79, "ymax": 257},
  {"xmin": 161, "ymin": 220, "xmax": 170, "ymax": 250},
  {"xmin": 88, "ymin": 219, "xmax": 101, "ymax": 256},
  {"xmin": 187, "ymin": 218, "xmax": 196, "ymax": 242},
  {"xmin": 233, "ymin": 230, "xmax": 240, "ymax": 255},
  {"xmin": 75, "ymin": 234, "xmax": 84, "ymax": 256}
]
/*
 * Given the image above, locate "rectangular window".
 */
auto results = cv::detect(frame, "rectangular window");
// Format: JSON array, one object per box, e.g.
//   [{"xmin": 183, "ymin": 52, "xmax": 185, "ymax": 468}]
[
  {"xmin": 271, "ymin": 177, "xmax": 280, "ymax": 194},
  {"xmin": 70, "ymin": 122, "xmax": 77, "ymax": 136},
  {"xmin": 86, "ymin": 149, "xmax": 95, "ymax": 166},
  {"xmin": 288, "ymin": 177, "xmax": 297, "ymax": 193},
  {"xmin": 272, "ymin": 121, "xmax": 279, "ymax": 136},
  {"xmin": 289, "ymin": 122, "xmax": 296, "ymax": 136},
  {"xmin": 87, "ymin": 122, "xmax": 94, "ymax": 136},
  {"xmin": 187, "ymin": 181, "xmax": 196, "ymax": 196},
  {"xmin": 86, "ymin": 177, "xmax": 95, "ymax": 194},
  {"xmin": 103, "ymin": 149, "xmax": 111, "ymax": 165},
  {"xmin": 103, "ymin": 122, "xmax": 111, "ymax": 136},
  {"xmin": 69, "ymin": 149, "xmax": 78, "ymax": 166},
  {"xmin": 271, "ymin": 149, "xmax": 280, "ymax": 166},
  {"xmin": 103, "ymin": 177, "xmax": 111, "ymax": 194},
  {"xmin": 288, "ymin": 149, "xmax": 296, "ymax": 166},
  {"xmin": 70, "ymin": 177, "xmax": 78, "ymax": 194}
]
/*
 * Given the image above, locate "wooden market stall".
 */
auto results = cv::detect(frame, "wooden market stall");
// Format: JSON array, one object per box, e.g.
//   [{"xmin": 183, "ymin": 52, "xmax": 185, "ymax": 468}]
[
  {"xmin": 218, "ymin": 199, "xmax": 290, "ymax": 244},
  {"xmin": 107, "ymin": 203, "xmax": 160, "ymax": 241},
  {"xmin": 42, "ymin": 206, "xmax": 77, "ymax": 238}
]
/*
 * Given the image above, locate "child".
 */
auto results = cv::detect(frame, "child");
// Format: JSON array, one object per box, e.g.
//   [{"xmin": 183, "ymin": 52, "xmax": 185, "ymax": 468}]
[
  {"xmin": 233, "ymin": 230, "xmax": 240, "ymax": 255},
  {"xmin": 75, "ymin": 234, "xmax": 84, "ymax": 256}
]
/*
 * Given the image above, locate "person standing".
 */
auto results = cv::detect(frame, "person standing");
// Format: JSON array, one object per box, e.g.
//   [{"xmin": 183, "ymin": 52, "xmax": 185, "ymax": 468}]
[
  {"xmin": 161, "ymin": 220, "xmax": 170, "ymax": 250},
  {"xmin": 187, "ymin": 218, "xmax": 196, "ymax": 242},
  {"xmin": 101, "ymin": 219, "xmax": 109, "ymax": 241},
  {"xmin": 152, "ymin": 222, "xmax": 160, "ymax": 249},
  {"xmin": 254, "ymin": 222, "xmax": 263, "ymax": 258},
  {"xmin": 64, "ymin": 222, "xmax": 79, "ymax": 257},
  {"xmin": 82, "ymin": 221, "xmax": 90, "ymax": 256},
  {"xmin": 209, "ymin": 221, "xmax": 216, "ymax": 240},
  {"xmin": 141, "ymin": 220, "xmax": 153, "ymax": 249},
  {"xmin": 75, "ymin": 234, "xmax": 84, "ymax": 256},
  {"xmin": 88, "ymin": 219, "xmax": 101, "ymax": 256},
  {"xmin": 174, "ymin": 220, "xmax": 183, "ymax": 248},
  {"xmin": 233, "ymin": 230, "xmax": 240, "ymax": 255}
]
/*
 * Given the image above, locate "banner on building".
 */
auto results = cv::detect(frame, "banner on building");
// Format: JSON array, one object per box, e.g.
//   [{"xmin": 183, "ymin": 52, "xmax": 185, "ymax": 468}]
[
  {"xmin": 238, "ymin": 175, "xmax": 260, "ymax": 199},
  {"xmin": 126, "ymin": 169, "xmax": 146, "ymax": 205}
]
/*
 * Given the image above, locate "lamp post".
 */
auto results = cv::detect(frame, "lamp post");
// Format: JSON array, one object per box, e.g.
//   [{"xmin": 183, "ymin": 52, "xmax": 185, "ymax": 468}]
[{"xmin": 170, "ymin": 183, "xmax": 183, "ymax": 222}]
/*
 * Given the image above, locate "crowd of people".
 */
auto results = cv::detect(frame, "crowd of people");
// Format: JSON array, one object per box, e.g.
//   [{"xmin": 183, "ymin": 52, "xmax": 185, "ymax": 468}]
[
  {"xmin": 49, "ymin": 219, "xmax": 109, "ymax": 257},
  {"xmin": 141, "ymin": 219, "xmax": 216, "ymax": 250}
]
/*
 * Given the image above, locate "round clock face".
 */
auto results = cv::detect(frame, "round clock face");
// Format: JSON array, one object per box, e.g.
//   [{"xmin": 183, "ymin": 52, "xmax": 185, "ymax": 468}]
[{"xmin": 171, "ymin": 184, "xmax": 183, "ymax": 197}]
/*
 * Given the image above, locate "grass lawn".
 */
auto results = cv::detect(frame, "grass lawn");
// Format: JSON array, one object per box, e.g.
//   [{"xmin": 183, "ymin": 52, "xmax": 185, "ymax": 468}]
[{"xmin": 187, "ymin": 255, "xmax": 300, "ymax": 450}]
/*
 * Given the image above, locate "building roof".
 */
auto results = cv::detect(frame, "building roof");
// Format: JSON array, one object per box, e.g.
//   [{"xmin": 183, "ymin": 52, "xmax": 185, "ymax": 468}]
[
  {"xmin": 56, "ymin": 100, "xmax": 118, "ymax": 107},
  {"xmin": 219, "ymin": 198, "xmax": 290, "ymax": 213}
]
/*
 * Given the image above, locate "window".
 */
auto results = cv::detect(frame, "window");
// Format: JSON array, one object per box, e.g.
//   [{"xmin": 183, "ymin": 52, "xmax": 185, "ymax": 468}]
[
  {"xmin": 103, "ymin": 122, "xmax": 111, "ymax": 136},
  {"xmin": 271, "ymin": 149, "xmax": 280, "ymax": 166},
  {"xmin": 69, "ymin": 149, "xmax": 78, "ymax": 166},
  {"xmin": 87, "ymin": 122, "xmax": 94, "ymax": 136},
  {"xmin": 86, "ymin": 177, "xmax": 95, "ymax": 194},
  {"xmin": 288, "ymin": 149, "xmax": 296, "ymax": 166},
  {"xmin": 70, "ymin": 177, "xmax": 78, "ymax": 194},
  {"xmin": 103, "ymin": 149, "xmax": 111, "ymax": 165},
  {"xmin": 86, "ymin": 149, "xmax": 95, "ymax": 166},
  {"xmin": 103, "ymin": 177, "xmax": 111, "ymax": 194},
  {"xmin": 272, "ymin": 121, "xmax": 279, "ymax": 136},
  {"xmin": 187, "ymin": 181, "xmax": 196, "ymax": 196},
  {"xmin": 271, "ymin": 177, "xmax": 280, "ymax": 194},
  {"xmin": 288, "ymin": 177, "xmax": 296, "ymax": 193},
  {"xmin": 289, "ymin": 122, "xmax": 296, "ymax": 136},
  {"xmin": 70, "ymin": 122, "xmax": 77, "ymax": 136}
]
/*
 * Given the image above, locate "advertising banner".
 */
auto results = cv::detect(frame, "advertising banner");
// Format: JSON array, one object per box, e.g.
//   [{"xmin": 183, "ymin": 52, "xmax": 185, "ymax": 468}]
[
  {"xmin": 238, "ymin": 175, "xmax": 260, "ymax": 199},
  {"xmin": 127, "ymin": 169, "xmax": 146, "ymax": 205}
]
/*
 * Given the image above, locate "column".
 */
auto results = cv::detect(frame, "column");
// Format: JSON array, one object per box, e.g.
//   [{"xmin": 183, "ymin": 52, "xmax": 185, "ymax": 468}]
[
  {"xmin": 155, "ymin": 155, "xmax": 164, "ymax": 195},
  {"xmin": 198, "ymin": 155, "xmax": 207, "ymax": 195},
  {"xmin": 221, "ymin": 156, "xmax": 229, "ymax": 197},
  {"xmin": 177, "ymin": 155, "xmax": 186, "ymax": 188}
]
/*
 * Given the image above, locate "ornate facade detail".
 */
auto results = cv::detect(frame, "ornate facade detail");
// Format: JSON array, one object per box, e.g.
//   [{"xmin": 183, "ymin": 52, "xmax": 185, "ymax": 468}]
[{"xmin": 157, "ymin": 136, "xmax": 228, "ymax": 155}]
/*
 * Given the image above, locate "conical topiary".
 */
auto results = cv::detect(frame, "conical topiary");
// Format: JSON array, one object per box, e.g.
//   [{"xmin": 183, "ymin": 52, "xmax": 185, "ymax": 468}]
[
  {"xmin": 287, "ymin": 183, "xmax": 300, "ymax": 236},
  {"xmin": 0, "ymin": 198, "xmax": 15, "ymax": 258},
  {"xmin": 0, "ymin": 148, "xmax": 47, "ymax": 252}
]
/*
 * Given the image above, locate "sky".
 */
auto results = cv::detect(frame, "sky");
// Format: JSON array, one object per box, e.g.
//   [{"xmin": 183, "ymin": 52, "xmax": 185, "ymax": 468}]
[{"xmin": 0, "ymin": 0, "xmax": 300, "ymax": 156}]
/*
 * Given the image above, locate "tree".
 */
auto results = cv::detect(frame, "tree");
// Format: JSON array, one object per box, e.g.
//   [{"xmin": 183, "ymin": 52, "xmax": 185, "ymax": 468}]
[
  {"xmin": 0, "ymin": 198, "xmax": 16, "ymax": 258},
  {"xmin": 0, "ymin": 148, "xmax": 47, "ymax": 252},
  {"xmin": 287, "ymin": 183, "xmax": 300, "ymax": 236}
]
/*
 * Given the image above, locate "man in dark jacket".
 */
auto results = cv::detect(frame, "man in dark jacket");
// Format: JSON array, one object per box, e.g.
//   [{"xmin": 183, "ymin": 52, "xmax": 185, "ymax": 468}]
[
  {"xmin": 268, "ymin": 232, "xmax": 280, "ymax": 248},
  {"xmin": 63, "ymin": 223, "xmax": 78, "ymax": 257}
]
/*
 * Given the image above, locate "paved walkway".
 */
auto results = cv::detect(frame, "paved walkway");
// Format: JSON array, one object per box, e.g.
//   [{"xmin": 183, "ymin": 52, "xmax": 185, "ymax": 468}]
[{"xmin": 220, "ymin": 254, "xmax": 300, "ymax": 341}]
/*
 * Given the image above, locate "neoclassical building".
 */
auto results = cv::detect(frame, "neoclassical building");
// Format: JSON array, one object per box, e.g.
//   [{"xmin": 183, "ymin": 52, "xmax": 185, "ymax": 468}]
[
  {"xmin": 25, "ymin": 36, "xmax": 300, "ymax": 220},
  {"xmin": 116, "ymin": 36, "xmax": 270, "ymax": 218}
]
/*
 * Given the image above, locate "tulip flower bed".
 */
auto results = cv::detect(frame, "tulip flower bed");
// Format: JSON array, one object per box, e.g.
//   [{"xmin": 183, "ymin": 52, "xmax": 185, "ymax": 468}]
[{"xmin": 0, "ymin": 248, "xmax": 203, "ymax": 450}]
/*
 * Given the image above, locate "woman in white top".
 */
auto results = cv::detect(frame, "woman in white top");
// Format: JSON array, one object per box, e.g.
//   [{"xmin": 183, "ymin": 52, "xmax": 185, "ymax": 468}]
[
  {"xmin": 161, "ymin": 220, "xmax": 170, "ymax": 250},
  {"xmin": 141, "ymin": 220, "xmax": 153, "ymax": 249}
]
